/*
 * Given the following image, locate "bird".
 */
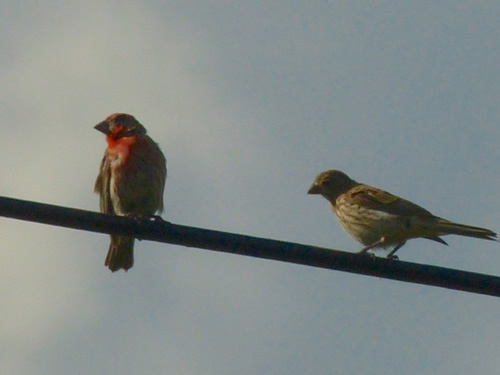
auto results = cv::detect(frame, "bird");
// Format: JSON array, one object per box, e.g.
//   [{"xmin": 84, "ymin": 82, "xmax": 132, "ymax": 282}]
[
  {"xmin": 94, "ymin": 113, "xmax": 167, "ymax": 271},
  {"xmin": 307, "ymin": 169, "xmax": 497, "ymax": 259}
]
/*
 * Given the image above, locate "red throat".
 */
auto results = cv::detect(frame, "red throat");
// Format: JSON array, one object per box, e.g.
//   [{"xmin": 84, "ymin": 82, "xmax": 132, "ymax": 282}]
[
  {"xmin": 106, "ymin": 135, "xmax": 137, "ymax": 147},
  {"xmin": 106, "ymin": 135, "xmax": 138, "ymax": 163}
]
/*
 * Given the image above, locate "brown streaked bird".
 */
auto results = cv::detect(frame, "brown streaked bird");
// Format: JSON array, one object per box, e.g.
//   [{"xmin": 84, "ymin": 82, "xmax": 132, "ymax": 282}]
[
  {"xmin": 95, "ymin": 113, "xmax": 167, "ymax": 272},
  {"xmin": 308, "ymin": 169, "xmax": 497, "ymax": 258}
]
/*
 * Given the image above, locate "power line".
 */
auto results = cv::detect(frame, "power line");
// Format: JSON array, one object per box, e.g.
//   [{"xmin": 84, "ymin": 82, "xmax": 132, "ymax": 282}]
[{"xmin": 1, "ymin": 195, "xmax": 499, "ymax": 297}]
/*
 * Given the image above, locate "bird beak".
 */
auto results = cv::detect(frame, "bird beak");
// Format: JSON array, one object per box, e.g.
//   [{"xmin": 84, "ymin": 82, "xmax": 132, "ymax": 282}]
[
  {"xmin": 94, "ymin": 121, "xmax": 110, "ymax": 134},
  {"xmin": 307, "ymin": 184, "xmax": 321, "ymax": 194}
]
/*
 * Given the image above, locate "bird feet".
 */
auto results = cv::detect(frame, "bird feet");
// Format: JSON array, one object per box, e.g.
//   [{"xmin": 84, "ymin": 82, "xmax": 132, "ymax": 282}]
[
  {"xmin": 358, "ymin": 251, "xmax": 377, "ymax": 260},
  {"xmin": 387, "ymin": 254, "xmax": 399, "ymax": 261},
  {"xmin": 146, "ymin": 214, "xmax": 166, "ymax": 223},
  {"xmin": 358, "ymin": 237, "xmax": 386, "ymax": 257},
  {"xmin": 124, "ymin": 214, "xmax": 168, "ymax": 241}
]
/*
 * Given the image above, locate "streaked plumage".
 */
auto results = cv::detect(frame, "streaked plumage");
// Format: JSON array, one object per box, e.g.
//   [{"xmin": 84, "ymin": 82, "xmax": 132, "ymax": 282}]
[
  {"xmin": 95, "ymin": 113, "xmax": 167, "ymax": 271},
  {"xmin": 308, "ymin": 169, "xmax": 497, "ymax": 258}
]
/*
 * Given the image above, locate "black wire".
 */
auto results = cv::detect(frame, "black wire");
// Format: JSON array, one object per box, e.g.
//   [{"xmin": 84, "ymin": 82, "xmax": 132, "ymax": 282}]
[{"xmin": 1, "ymin": 195, "xmax": 499, "ymax": 297}]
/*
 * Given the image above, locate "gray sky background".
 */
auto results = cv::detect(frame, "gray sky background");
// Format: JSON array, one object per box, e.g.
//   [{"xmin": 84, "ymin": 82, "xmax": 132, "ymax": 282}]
[{"xmin": 1, "ymin": 1, "xmax": 499, "ymax": 374}]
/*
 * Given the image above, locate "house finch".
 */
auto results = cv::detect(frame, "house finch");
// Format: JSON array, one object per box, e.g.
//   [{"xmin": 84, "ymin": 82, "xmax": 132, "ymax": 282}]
[
  {"xmin": 308, "ymin": 169, "xmax": 497, "ymax": 258},
  {"xmin": 94, "ymin": 113, "xmax": 167, "ymax": 271}
]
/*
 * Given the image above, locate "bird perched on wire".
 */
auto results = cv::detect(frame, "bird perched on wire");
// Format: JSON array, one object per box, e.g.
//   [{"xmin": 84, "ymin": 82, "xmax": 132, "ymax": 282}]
[
  {"xmin": 308, "ymin": 169, "xmax": 497, "ymax": 259},
  {"xmin": 94, "ymin": 113, "xmax": 167, "ymax": 272}
]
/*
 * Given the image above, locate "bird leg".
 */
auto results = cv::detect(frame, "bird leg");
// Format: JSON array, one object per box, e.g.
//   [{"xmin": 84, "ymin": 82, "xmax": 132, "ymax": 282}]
[
  {"xmin": 358, "ymin": 237, "xmax": 387, "ymax": 255},
  {"xmin": 358, "ymin": 238, "xmax": 405, "ymax": 260},
  {"xmin": 386, "ymin": 241, "xmax": 406, "ymax": 260}
]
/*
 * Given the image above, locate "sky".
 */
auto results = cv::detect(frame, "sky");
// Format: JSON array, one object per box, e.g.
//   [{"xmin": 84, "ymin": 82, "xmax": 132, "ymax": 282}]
[{"xmin": 1, "ymin": 1, "xmax": 499, "ymax": 374}]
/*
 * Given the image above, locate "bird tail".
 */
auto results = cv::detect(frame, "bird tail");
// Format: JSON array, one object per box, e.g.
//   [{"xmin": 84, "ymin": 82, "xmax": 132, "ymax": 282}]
[
  {"xmin": 105, "ymin": 235, "xmax": 135, "ymax": 272},
  {"xmin": 436, "ymin": 219, "xmax": 497, "ymax": 241}
]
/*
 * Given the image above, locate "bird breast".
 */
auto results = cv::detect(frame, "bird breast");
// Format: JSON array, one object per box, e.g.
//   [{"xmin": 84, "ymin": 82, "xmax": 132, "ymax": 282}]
[{"xmin": 332, "ymin": 200, "xmax": 413, "ymax": 247}]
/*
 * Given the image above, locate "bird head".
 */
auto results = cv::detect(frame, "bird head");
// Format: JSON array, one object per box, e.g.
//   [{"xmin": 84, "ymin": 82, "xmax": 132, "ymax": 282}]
[
  {"xmin": 94, "ymin": 113, "xmax": 147, "ymax": 139},
  {"xmin": 308, "ymin": 169, "xmax": 359, "ymax": 201}
]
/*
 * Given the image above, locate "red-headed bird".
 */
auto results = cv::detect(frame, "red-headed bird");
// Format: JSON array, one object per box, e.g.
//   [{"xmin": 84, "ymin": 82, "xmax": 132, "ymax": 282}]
[
  {"xmin": 94, "ymin": 113, "xmax": 167, "ymax": 271},
  {"xmin": 308, "ymin": 169, "xmax": 497, "ymax": 259}
]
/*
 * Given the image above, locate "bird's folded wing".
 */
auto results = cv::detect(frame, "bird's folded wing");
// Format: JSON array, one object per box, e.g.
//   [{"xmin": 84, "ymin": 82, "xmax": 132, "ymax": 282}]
[{"xmin": 348, "ymin": 185, "xmax": 434, "ymax": 217}]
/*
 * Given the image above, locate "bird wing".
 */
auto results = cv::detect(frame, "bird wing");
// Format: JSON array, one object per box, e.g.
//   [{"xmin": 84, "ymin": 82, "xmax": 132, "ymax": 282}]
[
  {"xmin": 94, "ymin": 152, "xmax": 114, "ymax": 215},
  {"xmin": 348, "ymin": 185, "xmax": 435, "ymax": 217}
]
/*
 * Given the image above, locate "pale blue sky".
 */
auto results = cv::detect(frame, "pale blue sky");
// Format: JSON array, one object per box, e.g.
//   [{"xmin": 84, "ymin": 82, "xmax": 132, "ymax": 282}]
[{"xmin": 1, "ymin": 1, "xmax": 499, "ymax": 374}]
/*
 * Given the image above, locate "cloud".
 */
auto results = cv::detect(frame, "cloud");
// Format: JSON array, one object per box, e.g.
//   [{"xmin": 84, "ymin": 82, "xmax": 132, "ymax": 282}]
[{"xmin": 1, "ymin": 1, "xmax": 499, "ymax": 374}]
